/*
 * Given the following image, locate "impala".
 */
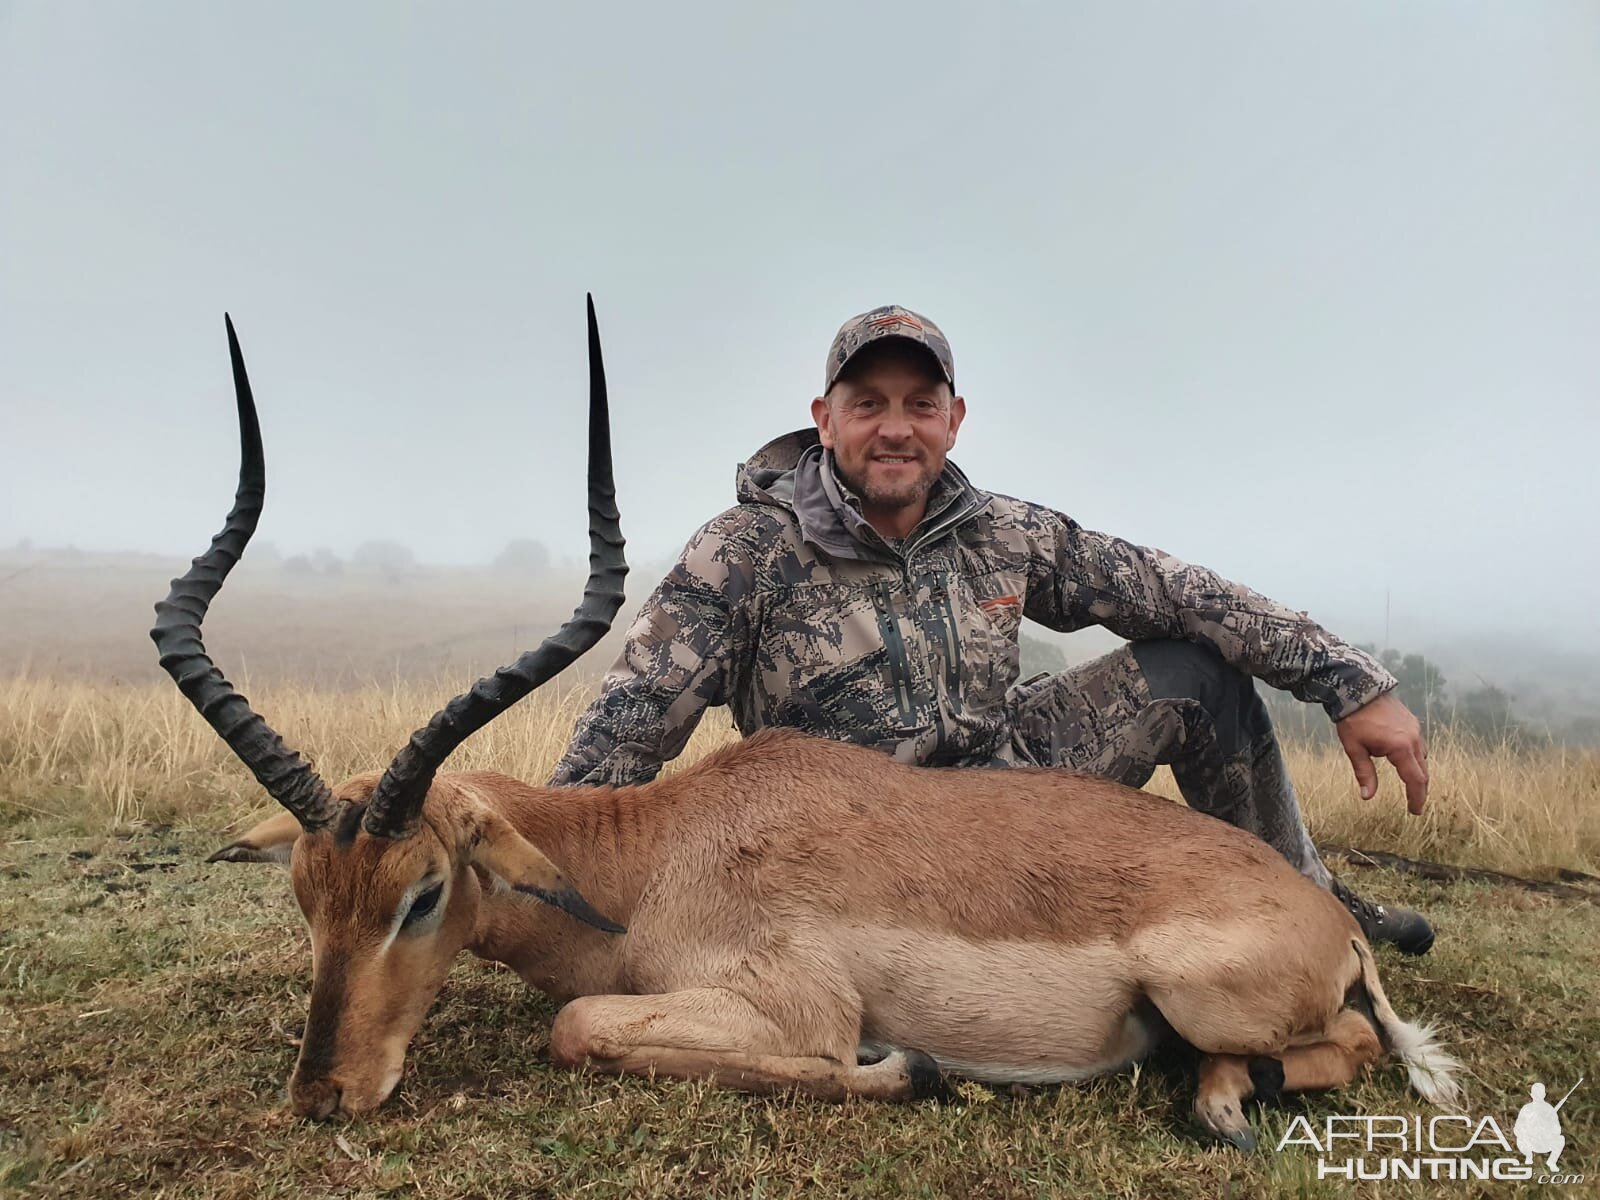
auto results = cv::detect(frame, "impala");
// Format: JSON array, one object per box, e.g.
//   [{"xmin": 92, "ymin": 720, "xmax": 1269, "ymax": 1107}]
[{"xmin": 154, "ymin": 301, "xmax": 1459, "ymax": 1148}]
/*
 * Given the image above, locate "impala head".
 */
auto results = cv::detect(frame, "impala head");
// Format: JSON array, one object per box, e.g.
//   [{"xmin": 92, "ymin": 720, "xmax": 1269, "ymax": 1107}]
[{"xmin": 153, "ymin": 301, "xmax": 627, "ymax": 1117}]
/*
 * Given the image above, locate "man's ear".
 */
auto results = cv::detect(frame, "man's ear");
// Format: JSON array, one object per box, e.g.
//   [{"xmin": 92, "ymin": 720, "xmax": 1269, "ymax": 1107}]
[
  {"xmin": 467, "ymin": 810, "xmax": 625, "ymax": 934},
  {"xmin": 946, "ymin": 393, "xmax": 966, "ymax": 449},
  {"xmin": 811, "ymin": 394, "xmax": 835, "ymax": 448},
  {"xmin": 207, "ymin": 809, "xmax": 302, "ymax": 865}
]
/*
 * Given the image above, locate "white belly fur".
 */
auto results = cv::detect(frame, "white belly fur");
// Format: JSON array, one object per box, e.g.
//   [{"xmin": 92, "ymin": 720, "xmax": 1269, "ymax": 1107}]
[{"xmin": 839, "ymin": 926, "xmax": 1160, "ymax": 1083}]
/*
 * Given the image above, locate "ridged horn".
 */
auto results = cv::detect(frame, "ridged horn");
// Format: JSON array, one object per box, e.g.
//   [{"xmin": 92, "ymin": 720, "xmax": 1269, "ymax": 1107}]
[
  {"xmin": 363, "ymin": 295, "xmax": 627, "ymax": 839},
  {"xmin": 151, "ymin": 316, "xmax": 339, "ymax": 830}
]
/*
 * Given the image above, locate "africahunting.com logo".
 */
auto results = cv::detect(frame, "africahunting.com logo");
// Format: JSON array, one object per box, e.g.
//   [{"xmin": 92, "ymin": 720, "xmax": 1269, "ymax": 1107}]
[{"xmin": 1276, "ymin": 1078, "xmax": 1584, "ymax": 1184}]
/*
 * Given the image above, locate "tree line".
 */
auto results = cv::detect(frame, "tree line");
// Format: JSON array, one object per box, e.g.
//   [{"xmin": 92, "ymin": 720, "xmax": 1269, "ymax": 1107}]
[
  {"xmin": 248, "ymin": 538, "xmax": 555, "ymax": 580},
  {"xmin": 1262, "ymin": 646, "xmax": 1538, "ymax": 746}
]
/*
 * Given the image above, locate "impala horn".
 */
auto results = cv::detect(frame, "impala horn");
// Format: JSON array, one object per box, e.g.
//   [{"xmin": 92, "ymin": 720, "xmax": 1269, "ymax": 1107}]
[
  {"xmin": 151, "ymin": 316, "xmax": 339, "ymax": 830},
  {"xmin": 362, "ymin": 295, "xmax": 628, "ymax": 840}
]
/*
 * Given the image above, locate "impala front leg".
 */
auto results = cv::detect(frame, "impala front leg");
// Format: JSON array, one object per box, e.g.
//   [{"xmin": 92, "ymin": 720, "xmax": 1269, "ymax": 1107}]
[{"xmin": 549, "ymin": 988, "xmax": 950, "ymax": 1102}]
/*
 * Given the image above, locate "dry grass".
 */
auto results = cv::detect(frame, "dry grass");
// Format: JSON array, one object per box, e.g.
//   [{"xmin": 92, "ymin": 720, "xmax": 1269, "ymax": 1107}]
[
  {"xmin": 1148, "ymin": 728, "xmax": 1600, "ymax": 879},
  {"xmin": 0, "ymin": 674, "xmax": 625, "ymax": 834},
  {"xmin": 3, "ymin": 675, "xmax": 1596, "ymax": 877},
  {"xmin": 2, "ymin": 674, "xmax": 1598, "ymax": 1197}
]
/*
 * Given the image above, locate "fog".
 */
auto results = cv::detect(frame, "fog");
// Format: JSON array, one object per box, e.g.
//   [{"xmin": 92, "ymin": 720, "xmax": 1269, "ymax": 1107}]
[{"xmin": 3, "ymin": 1, "xmax": 1597, "ymax": 658}]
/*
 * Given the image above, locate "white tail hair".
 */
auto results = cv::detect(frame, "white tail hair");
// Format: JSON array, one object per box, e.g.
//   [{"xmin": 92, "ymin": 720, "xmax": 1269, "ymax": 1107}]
[{"xmin": 1353, "ymin": 938, "xmax": 1463, "ymax": 1108}]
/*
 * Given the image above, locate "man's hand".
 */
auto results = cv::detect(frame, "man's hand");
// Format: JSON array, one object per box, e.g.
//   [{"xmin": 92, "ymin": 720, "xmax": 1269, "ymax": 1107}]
[{"xmin": 1336, "ymin": 691, "xmax": 1429, "ymax": 814}]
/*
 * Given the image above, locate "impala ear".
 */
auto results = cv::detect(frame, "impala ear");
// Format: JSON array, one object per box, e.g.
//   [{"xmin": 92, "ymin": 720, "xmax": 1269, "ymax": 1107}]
[
  {"xmin": 467, "ymin": 811, "xmax": 625, "ymax": 934},
  {"xmin": 207, "ymin": 810, "xmax": 303, "ymax": 865}
]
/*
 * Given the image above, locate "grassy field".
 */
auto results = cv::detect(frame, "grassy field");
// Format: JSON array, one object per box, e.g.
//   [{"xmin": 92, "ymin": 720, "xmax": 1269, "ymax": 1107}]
[{"xmin": 2, "ymin": 677, "xmax": 1597, "ymax": 1198}]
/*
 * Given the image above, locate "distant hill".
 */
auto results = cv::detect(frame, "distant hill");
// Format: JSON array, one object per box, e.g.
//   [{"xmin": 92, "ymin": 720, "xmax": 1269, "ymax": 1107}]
[
  {"xmin": 3, "ymin": 547, "xmax": 1594, "ymax": 743},
  {"xmin": 0, "ymin": 548, "xmax": 627, "ymax": 688}
]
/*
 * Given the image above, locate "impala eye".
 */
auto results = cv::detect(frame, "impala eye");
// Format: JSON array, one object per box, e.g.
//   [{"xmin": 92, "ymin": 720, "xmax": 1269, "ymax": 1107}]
[{"xmin": 402, "ymin": 883, "xmax": 444, "ymax": 929}]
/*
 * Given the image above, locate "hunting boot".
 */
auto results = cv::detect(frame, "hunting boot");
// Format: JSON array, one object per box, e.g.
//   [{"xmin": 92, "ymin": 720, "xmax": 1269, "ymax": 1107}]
[{"xmin": 1330, "ymin": 876, "xmax": 1435, "ymax": 956}]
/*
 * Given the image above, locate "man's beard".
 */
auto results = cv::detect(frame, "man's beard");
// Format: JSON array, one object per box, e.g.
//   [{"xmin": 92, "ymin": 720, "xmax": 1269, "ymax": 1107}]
[{"xmin": 835, "ymin": 455, "xmax": 939, "ymax": 512}]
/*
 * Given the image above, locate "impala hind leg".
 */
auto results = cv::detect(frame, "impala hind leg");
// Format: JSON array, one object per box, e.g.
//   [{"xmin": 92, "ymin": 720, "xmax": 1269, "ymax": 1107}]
[
  {"xmin": 1195, "ymin": 1053, "xmax": 1266, "ymax": 1150},
  {"xmin": 1271, "ymin": 1006, "xmax": 1385, "ymax": 1092},
  {"xmin": 1194, "ymin": 1008, "xmax": 1385, "ymax": 1149},
  {"xmin": 549, "ymin": 989, "xmax": 950, "ymax": 1102}
]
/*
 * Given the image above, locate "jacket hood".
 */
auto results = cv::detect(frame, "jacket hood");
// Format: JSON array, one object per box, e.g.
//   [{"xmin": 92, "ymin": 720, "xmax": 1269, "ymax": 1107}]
[
  {"xmin": 736, "ymin": 428, "xmax": 818, "ymax": 508},
  {"xmin": 734, "ymin": 428, "xmax": 989, "ymax": 561}
]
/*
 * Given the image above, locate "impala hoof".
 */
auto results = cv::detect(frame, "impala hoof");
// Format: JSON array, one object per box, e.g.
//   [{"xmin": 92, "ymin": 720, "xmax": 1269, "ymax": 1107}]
[
  {"xmin": 1220, "ymin": 1124, "xmax": 1258, "ymax": 1153},
  {"xmin": 902, "ymin": 1049, "xmax": 955, "ymax": 1103},
  {"xmin": 1196, "ymin": 1092, "xmax": 1258, "ymax": 1152}
]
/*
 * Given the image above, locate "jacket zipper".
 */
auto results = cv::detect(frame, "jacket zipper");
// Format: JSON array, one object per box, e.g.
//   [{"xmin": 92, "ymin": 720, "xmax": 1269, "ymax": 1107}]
[
  {"xmin": 906, "ymin": 498, "xmax": 978, "ymax": 559},
  {"xmin": 868, "ymin": 493, "xmax": 985, "ymax": 741},
  {"xmin": 934, "ymin": 581, "xmax": 965, "ymax": 715},
  {"xmin": 874, "ymin": 581, "xmax": 917, "ymax": 723}
]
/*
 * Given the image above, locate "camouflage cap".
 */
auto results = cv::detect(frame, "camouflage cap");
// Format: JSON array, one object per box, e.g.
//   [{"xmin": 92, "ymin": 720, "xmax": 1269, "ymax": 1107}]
[{"xmin": 824, "ymin": 304, "xmax": 955, "ymax": 392}]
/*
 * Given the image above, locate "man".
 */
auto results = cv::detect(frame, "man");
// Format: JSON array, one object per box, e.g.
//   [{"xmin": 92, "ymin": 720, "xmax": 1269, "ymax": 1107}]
[
  {"xmin": 1514, "ymin": 1081, "xmax": 1576, "ymax": 1171},
  {"xmin": 552, "ymin": 304, "xmax": 1435, "ymax": 955}
]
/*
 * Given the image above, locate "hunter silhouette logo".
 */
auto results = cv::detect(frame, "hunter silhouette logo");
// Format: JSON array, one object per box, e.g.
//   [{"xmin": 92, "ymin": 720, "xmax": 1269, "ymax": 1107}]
[
  {"xmin": 1515, "ymin": 1078, "xmax": 1581, "ymax": 1171},
  {"xmin": 1276, "ymin": 1077, "xmax": 1585, "ymax": 1184}
]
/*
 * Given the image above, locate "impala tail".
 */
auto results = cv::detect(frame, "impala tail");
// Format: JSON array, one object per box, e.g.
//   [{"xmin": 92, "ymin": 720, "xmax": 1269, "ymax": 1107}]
[{"xmin": 1353, "ymin": 938, "xmax": 1463, "ymax": 1108}]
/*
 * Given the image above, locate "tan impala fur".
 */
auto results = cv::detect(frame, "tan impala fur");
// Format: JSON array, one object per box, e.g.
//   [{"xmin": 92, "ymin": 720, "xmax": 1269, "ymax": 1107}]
[{"xmin": 216, "ymin": 727, "xmax": 1461, "ymax": 1145}]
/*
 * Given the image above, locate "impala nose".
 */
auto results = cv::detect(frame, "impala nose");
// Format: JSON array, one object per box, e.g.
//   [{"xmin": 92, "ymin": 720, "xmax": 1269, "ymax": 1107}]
[{"xmin": 290, "ymin": 1077, "xmax": 343, "ymax": 1120}]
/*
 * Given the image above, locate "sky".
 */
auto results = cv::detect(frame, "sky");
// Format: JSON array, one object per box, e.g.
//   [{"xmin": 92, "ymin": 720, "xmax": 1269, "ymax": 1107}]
[{"xmin": 2, "ymin": 1, "xmax": 1597, "ymax": 649}]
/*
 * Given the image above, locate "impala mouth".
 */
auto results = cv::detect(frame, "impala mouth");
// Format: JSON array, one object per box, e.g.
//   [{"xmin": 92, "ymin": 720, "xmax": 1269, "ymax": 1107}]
[{"xmin": 291, "ymin": 1032, "xmax": 412, "ymax": 1118}]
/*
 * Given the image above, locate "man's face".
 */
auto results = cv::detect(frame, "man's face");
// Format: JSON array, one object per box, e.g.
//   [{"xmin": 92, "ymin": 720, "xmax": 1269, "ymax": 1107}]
[{"xmin": 810, "ymin": 346, "xmax": 966, "ymax": 525}]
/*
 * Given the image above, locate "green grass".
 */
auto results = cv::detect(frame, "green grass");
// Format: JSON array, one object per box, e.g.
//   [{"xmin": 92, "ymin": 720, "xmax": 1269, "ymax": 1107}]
[{"xmin": 3, "ymin": 826, "xmax": 1595, "ymax": 1199}]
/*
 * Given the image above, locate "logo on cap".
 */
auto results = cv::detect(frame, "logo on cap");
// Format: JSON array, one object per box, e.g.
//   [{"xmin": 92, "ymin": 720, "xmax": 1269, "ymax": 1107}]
[
  {"xmin": 825, "ymin": 304, "xmax": 954, "ymax": 391},
  {"xmin": 867, "ymin": 312, "xmax": 924, "ymax": 334}
]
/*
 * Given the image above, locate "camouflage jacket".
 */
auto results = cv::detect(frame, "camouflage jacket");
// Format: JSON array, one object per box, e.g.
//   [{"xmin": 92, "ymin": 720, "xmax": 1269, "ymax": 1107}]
[{"xmin": 550, "ymin": 430, "xmax": 1396, "ymax": 786}]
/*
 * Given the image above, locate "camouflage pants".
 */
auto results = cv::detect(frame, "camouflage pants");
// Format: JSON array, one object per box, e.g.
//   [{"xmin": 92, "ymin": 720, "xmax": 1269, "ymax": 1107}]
[{"xmin": 1004, "ymin": 640, "xmax": 1331, "ymax": 887}]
